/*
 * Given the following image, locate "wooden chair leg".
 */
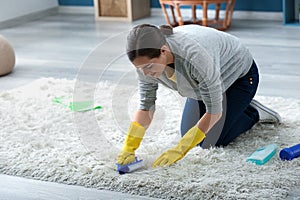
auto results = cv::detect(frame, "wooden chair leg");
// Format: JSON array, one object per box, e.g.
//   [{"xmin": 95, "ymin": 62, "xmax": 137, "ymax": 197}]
[
  {"xmin": 175, "ymin": 3, "xmax": 184, "ymax": 26},
  {"xmin": 161, "ymin": 3, "xmax": 171, "ymax": 25},
  {"xmin": 170, "ymin": 5, "xmax": 177, "ymax": 25},
  {"xmin": 215, "ymin": 3, "xmax": 220, "ymax": 21},
  {"xmin": 227, "ymin": 0, "xmax": 236, "ymax": 27},
  {"xmin": 223, "ymin": 1, "xmax": 230, "ymax": 29},
  {"xmin": 192, "ymin": 5, "xmax": 197, "ymax": 23},
  {"xmin": 202, "ymin": 2, "xmax": 208, "ymax": 26}
]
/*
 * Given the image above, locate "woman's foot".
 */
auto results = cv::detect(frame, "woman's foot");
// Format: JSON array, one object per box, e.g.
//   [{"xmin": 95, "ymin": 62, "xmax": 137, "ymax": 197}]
[{"xmin": 250, "ymin": 99, "xmax": 282, "ymax": 125}]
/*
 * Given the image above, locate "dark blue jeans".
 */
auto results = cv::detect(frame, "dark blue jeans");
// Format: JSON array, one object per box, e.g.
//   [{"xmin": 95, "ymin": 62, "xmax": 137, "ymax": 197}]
[{"xmin": 180, "ymin": 61, "xmax": 260, "ymax": 148}]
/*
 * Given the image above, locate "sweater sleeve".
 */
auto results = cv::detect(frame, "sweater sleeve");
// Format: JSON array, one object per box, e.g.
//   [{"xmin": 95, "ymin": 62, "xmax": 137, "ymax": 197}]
[
  {"xmin": 136, "ymin": 70, "xmax": 158, "ymax": 111},
  {"xmin": 189, "ymin": 51, "xmax": 223, "ymax": 114}
]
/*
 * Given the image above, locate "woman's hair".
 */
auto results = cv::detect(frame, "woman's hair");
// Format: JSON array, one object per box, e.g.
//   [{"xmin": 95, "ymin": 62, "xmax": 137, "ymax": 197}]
[{"xmin": 126, "ymin": 24, "xmax": 173, "ymax": 62}]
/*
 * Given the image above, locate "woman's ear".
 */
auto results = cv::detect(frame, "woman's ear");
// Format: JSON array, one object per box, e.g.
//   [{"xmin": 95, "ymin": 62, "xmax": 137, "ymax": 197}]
[
  {"xmin": 160, "ymin": 45, "xmax": 174, "ymax": 64},
  {"xmin": 160, "ymin": 45, "xmax": 169, "ymax": 55}
]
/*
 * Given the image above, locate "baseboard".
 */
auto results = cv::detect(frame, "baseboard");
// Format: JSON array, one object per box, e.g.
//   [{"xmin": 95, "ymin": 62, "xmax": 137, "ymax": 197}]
[
  {"xmin": 151, "ymin": 8, "xmax": 282, "ymax": 21},
  {"xmin": 233, "ymin": 10, "xmax": 282, "ymax": 21},
  {"xmin": 58, "ymin": 6, "xmax": 95, "ymax": 14},
  {"xmin": 0, "ymin": 7, "xmax": 58, "ymax": 30}
]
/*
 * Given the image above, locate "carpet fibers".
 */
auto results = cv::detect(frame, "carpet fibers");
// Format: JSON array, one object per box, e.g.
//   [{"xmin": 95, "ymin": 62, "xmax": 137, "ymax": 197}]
[{"xmin": 0, "ymin": 78, "xmax": 299, "ymax": 199}]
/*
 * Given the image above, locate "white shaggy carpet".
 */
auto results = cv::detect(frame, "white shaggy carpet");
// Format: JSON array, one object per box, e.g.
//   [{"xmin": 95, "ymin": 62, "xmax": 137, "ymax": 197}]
[{"xmin": 0, "ymin": 78, "xmax": 300, "ymax": 199}]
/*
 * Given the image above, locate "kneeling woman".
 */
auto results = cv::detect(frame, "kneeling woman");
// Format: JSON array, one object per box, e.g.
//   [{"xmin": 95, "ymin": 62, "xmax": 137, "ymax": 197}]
[{"xmin": 116, "ymin": 24, "xmax": 280, "ymax": 167}]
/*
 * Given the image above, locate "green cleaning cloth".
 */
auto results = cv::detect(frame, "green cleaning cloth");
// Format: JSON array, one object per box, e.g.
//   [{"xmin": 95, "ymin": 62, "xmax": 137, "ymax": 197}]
[{"xmin": 53, "ymin": 96, "xmax": 102, "ymax": 112}]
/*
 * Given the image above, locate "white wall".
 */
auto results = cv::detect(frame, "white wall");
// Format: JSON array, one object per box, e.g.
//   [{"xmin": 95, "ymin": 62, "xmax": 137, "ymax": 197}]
[{"xmin": 0, "ymin": 0, "xmax": 58, "ymax": 22}]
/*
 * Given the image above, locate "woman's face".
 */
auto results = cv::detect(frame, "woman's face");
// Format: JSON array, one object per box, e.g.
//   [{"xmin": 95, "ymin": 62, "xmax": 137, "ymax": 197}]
[{"xmin": 132, "ymin": 54, "xmax": 167, "ymax": 78}]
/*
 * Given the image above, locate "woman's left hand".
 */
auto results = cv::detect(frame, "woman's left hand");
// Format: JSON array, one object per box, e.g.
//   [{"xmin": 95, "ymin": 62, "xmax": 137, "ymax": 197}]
[
  {"xmin": 152, "ymin": 126, "xmax": 206, "ymax": 167},
  {"xmin": 152, "ymin": 148, "xmax": 183, "ymax": 167}
]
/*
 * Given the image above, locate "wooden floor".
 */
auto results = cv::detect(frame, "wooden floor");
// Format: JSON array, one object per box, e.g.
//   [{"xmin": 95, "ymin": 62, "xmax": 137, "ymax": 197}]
[
  {"xmin": 0, "ymin": 13, "xmax": 300, "ymax": 99},
  {"xmin": 0, "ymin": 174, "xmax": 155, "ymax": 200},
  {"xmin": 0, "ymin": 11, "xmax": 299, "ymax": 199}
]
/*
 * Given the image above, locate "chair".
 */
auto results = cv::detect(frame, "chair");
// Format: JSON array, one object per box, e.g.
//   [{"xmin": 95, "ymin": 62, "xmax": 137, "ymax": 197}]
[{"xmin": 159, "ymin": 0, "xmax": 236, "ymax": 30}]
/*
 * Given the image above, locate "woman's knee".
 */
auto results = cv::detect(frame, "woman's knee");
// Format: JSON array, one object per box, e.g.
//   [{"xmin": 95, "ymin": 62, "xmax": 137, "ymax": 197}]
[{"xmin": 180, "ymin": 98, "xmax": 205, "ymax": 136}]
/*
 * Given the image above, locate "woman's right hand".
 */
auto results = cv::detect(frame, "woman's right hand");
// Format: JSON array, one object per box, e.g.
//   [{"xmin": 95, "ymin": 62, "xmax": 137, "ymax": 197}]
[
  {"xmin": 116, "ymin": 110, "xmax": 153, "ymax": 166},
  {"xmin": 116, "ymin": 151, "xmax": 136, "ymax": 165},
  {"xmin": 115, "ymin": 122, "xmax": 145, "ymax": 166}
]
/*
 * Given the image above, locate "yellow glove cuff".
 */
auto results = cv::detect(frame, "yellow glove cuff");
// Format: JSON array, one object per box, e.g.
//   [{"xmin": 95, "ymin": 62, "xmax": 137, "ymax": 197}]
[
  {"xmin": 152, "ymin": 126, "xmax": 206, "ymax": 167},
  {"xmin": 184, "ymin": 126, "xmax": 205, "ymax": 146},
  {"xmin": 122, "ymin": 121, "xmax": 145, "ymax": 153},
  {"xmin": 127, "ymin": 121, "xmax": 145, "ymax": 138},
  {"xmin": 177, "ymin": 126, "xmax": 206, "ymax": 156}
]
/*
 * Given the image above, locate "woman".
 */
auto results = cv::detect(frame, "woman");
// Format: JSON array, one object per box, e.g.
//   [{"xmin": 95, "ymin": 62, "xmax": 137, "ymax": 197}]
[{"xmin": 116, "ymin": 24, "xmax": 281, "ymax": 167}]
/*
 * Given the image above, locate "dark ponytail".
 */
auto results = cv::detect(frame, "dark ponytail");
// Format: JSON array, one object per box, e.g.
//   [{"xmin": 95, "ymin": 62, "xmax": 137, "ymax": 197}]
[{"xmin": 126, "ymin": 24, "xmax": 173, "ymax": 62}]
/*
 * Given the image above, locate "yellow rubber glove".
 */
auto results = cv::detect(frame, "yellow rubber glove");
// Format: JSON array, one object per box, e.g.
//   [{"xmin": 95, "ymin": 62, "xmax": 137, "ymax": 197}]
[
  {"xmin": 116, "ymin": 121, "xmax": 145, "ymax": 165},
  {"xmin": 152, "ymin": 126, "xmax": 206, "ymax": 167}
]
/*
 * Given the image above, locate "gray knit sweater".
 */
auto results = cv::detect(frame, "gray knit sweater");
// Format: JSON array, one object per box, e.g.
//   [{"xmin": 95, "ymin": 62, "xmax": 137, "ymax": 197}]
[{"xmin": 136, "ymin": 25, "xmax": 253, "ymax": 114}]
